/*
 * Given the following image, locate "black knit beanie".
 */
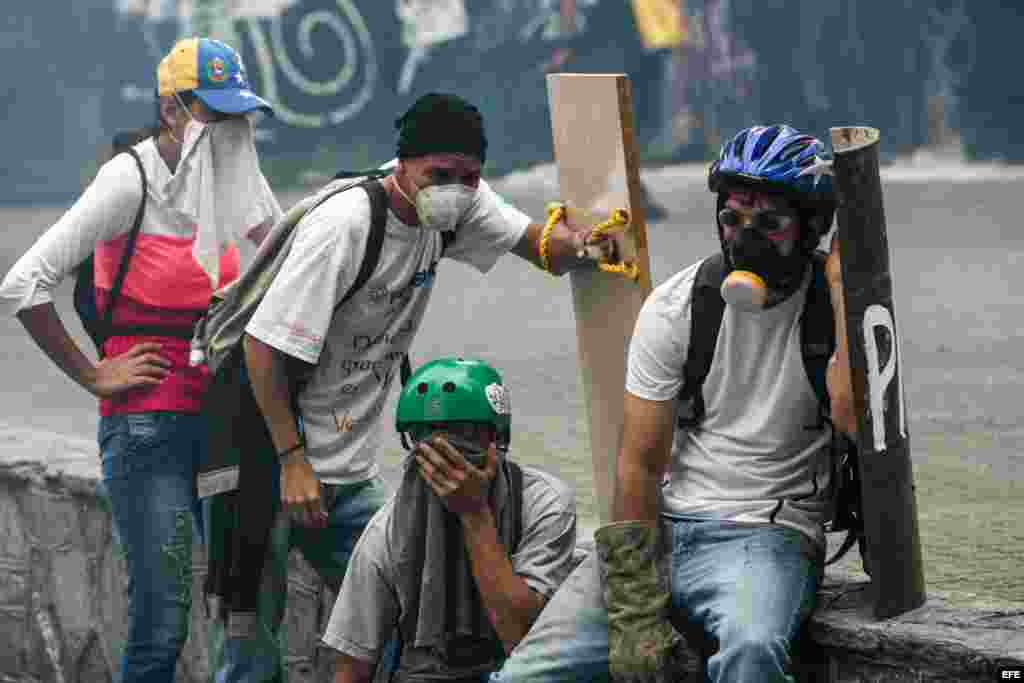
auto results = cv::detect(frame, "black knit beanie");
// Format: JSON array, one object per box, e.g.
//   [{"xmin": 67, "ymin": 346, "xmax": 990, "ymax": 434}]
[{"xmin": 395, "ymin": 93, "xmax": 487, "ymax": 164}]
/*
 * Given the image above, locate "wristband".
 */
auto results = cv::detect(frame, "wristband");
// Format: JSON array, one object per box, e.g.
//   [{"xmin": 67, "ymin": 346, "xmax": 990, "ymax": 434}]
[{"xmin": 278, "ymin": 441, "xmax": 305, "ymax": 460}]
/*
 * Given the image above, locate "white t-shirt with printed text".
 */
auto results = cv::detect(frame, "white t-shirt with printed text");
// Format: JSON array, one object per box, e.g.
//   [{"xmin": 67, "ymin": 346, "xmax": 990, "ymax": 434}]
[{"xmin": 246, "ymin": 179, "xmax": 530, "ymax": 483}]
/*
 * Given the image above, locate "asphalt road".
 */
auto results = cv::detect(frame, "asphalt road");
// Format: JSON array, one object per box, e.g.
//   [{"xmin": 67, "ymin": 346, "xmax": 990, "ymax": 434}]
[{"xmin": 1, "ymin": 161, "xmax": 1022, "ymax": 486}]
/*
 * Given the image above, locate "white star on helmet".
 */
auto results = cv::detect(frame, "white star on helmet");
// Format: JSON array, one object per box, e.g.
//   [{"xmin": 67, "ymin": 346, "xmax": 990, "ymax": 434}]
[{"xmin": 797, "ymin": 155, "xmax": 834, "ymax": 187}]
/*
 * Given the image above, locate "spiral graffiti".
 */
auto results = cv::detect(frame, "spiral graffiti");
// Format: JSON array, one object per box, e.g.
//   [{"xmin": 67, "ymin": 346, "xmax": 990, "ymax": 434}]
[{"xmin": 243, "ymin": 0, "xmax": 378, "ymax": 128}]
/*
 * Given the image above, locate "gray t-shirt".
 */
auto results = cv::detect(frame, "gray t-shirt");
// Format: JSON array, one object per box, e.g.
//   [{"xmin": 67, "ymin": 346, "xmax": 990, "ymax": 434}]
[
  {"xmin": 321, "ymin": 464, "xmax": 577, "ymax": 663},
  {"xmin": 626, "ymin": 258, "xmax": 834, "ymax": 548},
  {"xmin": 247, "ymin": 180, "xmax": 530, "ymax": 483}
]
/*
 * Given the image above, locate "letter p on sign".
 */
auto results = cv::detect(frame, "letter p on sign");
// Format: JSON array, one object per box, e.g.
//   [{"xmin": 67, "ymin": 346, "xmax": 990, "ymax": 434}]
[{"xmin": 863, "ymin": 304, "xmax": 908, "ymax": 452}]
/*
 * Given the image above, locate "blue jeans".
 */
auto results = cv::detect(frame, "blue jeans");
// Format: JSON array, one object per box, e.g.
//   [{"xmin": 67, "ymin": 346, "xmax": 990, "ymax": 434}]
[
  {"xmin": 98, "ymin": 412, "xmax": 207, "ymax": 683},
  {"xmin": 492, "ymin": 519, "xmax": 823, "ymax": 683},
  {"xmin": 205, "ymin": 475, "xmax": 388, "ymax": 683}
]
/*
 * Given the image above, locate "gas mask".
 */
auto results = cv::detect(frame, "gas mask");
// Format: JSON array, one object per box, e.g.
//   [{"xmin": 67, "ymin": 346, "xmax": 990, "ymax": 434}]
[
  {"xmin": 396, "ymin": 175, "xmax": 476, "ymax": 232},
  {"xmin": 718, "ymin": 207, "xmax": 809, "ymax": 311}
]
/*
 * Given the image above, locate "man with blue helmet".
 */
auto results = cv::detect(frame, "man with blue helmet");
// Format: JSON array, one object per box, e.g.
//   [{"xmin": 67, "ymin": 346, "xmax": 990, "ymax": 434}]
[{"xmin": 490, "ymin": 125, "xmax": 857, "ymax": 683}]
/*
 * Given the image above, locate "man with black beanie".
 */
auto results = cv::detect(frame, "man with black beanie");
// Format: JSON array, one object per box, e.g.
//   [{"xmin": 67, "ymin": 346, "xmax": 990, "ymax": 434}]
[{"xmin": 210, "ymin": 93, "xmax": 612, "ymax": 682}]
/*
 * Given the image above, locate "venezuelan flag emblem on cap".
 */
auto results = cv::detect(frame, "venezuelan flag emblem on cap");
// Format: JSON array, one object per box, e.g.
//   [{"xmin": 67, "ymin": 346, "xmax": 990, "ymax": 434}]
[{"xmin": 158, "ymin": 37, "xmax": 273, "ymax": 116}]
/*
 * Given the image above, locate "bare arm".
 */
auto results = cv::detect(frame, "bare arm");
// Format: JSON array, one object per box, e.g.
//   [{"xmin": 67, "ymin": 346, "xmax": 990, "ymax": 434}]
[
  {"xmin": 414, "ymin": 440, "xmax": 546, "ymax": 653},
  {"xmin": 18, "ymin": 303, "xmax": 102, "ymax": 393},
  {"xmin": 333, "ymin": 653, "xmax": 373, "ymax": 683},
  {"xmin": 613, "ymin": 392, "xmax": 677, "ymax": 521},
  {"xmin": 243, "ymin": 333, "xmax": 325, "ymax": 526},
  {"xmin": 824, "ymin": 238, "xmax": 858, "ymax": 436},
  {"xmin": 510, "ymin": 220, "xmax": 590, "ymax": 276},
  {"xmin": 461, "ymin": 506, "xmax": 547, "ymax": 653},
  {"xmin": 17, "ymin": 303, "xmax": 169, "ymax": 398}
]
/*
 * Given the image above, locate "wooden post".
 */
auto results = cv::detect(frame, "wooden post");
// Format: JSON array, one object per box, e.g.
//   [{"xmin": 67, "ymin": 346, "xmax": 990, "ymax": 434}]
[
  {"xmin": 830, "ymin": 126, "xmax": 926, "ymax": 619},
  {"xmin": 547, "ymin": 74, "xmax": 652, "ymax": 522}
]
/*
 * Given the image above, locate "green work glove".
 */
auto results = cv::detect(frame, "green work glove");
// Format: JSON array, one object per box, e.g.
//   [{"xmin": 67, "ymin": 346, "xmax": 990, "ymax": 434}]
[{"xmin": 595, "ymin": 520, "xmax": 688, "ymax": 682}]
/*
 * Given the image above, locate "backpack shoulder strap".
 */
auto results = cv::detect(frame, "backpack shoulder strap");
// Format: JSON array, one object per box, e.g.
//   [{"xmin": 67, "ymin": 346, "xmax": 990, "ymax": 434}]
[
  {"xmin": 333, "ymin": 179, "xmax": 389, "ymax": 313},
  {"xmin": 101, "ymin": 147, "xmax": 148, "ymax": 331},
  {"xmin": 800, "ymin": 251, "xmax": 836, "ymax": 408},
  {"xmin": 440, "ymin": 229, "xmax": 457, "ymax": 255},
  {"xmin": 506, "ymin": 460, "xmax": 525, "ymax": 555},
  {"xmin": 677, "ymin": 254, "xmax": 728, "ymax": 428}
]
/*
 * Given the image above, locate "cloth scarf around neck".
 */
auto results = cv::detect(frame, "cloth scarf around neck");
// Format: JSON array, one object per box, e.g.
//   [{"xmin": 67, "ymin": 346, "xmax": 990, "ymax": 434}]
[
  {"xmin": 161, "ymin": 116, "xmax": 282, "ymax": 287},
  {"xmin": 389, "ymin": 452, "xmax": 522, "ymax": 676}
]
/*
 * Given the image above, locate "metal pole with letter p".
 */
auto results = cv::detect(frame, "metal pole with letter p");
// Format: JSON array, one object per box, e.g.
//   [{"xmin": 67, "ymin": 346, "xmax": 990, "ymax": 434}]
[{"xmin": 831, "ymin": 126, "xmax": 926, "ymax": 619}]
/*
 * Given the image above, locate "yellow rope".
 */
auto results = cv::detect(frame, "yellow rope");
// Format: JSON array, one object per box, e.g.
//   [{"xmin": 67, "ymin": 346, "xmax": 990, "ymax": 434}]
[
  {"xmin": 598, "ymin": 260, "xmax": 640, "ymax": 279},
  {"xmin": 586, "ymin": 208, "xmax": 631, "ymax": 242},
  {"xmin": 588, "ymin": 208, "xmax": 640, "ymax": 281},
  {"xmin": 539, "ymin": 202, "xmax": 565, "ymax": 274},
  {"xmin": 541, "ymin": 203, "xmax": 641, "ymax": 281}
]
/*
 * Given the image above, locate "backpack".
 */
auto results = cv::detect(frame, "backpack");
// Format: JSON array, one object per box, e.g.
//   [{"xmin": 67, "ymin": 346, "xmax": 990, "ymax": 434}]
[
  {"xmin": 676, "ymin": 251, "xmax": 867, "ymax": 571},
  {"xmin": 192, "ymin": 171, "xmax": 457, "ymax": 384},
  {"xmin": 73, "ymin": 148, "xmax": 192, "ymax": 355},
  {"xmin": 191, "ymin": 175, "xmax": 385, "ymax": 378}
]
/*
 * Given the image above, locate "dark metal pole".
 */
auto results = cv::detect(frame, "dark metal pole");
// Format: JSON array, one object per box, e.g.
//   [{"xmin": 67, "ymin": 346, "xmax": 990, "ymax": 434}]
[{"xmin": 830, "ymin": 126, "xmax": 926, "ymax": 619}]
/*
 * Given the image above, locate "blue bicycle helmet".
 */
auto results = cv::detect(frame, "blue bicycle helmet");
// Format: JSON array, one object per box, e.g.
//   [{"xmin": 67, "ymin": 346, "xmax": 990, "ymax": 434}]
[{"xmin": 709, "ymin": 125, "xmax": 836, "ymax": 242}]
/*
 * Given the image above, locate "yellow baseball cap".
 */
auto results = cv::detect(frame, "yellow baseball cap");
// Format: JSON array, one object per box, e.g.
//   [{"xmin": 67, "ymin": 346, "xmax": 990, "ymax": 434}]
[{"xmin": 158, "ymin": 37, "xmax": 273, "ymax": 115}]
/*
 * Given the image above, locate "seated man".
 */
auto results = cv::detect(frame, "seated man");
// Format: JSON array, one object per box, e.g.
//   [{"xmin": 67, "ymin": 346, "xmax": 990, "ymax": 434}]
[
  {"xmin": 323, "ymin": 357, "xmax": 578, "ymax": 683},
  {"xmin": 490, "ymin": 125, "xmax": 856, "ymax": 683}
]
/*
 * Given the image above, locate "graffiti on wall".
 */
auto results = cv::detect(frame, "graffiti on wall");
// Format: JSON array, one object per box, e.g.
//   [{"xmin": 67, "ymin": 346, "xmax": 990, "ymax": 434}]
[
  {"xmin": 116, "ymin": 0, "xmax": 379, "ymax": 128},
  {"xmin": 113, "ymin": 0, "xmax": 598, "ymax": 127}
]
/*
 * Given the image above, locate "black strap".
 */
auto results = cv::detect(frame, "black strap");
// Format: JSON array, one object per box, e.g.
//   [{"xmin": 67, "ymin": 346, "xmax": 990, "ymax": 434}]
[
  {"xmin": 677, "ymin": 254, "xmax": 727, "ymax": 428},
  {"xmin": 97, "ymin": 148, "xmax": 147, "ymax": 352},
  {"xmin": 799, "ymin": 253, "xmax": 835, "ymax": 407},
  {"xmin": 506, "ymin": 461, "xmax": 524, "ymax": 554},
  {"xmin": 110, "ymin": 324, "xmax": 194, "ymax": 339},
  {"xmin": 290, "ymin": 178, "xmax": 390, "ymax": 400},
  {"xmin": 400, "ymin": 354, "xmax": 413, "ymax": 386},
  {"xmin": 333, "ymin": 179, "xmax": 389, "ymax": 313},
  {"xmin": 441, "ymin": 229, "xmax": 457, "ymax": 255}
]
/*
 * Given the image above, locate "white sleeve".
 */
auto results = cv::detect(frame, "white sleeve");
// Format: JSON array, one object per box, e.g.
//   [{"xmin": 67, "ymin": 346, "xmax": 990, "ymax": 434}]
[
  {"xmin": 245, "ymin": 192, "xmax": 368, "ymax": 364},
  {"xmin": 0, "ymin": 155, "xmax": 142, "ymax": 316},
  {"xmin": 442, "ymin": 179, "xmax": 530, "ymax": 273},
  {"xmin": 321, "ymin": 512, "xmax": 399, "ymax": 663},
  {"xmin": 625, "ymin": 272, "xmax": 695, "ymax": 402}
]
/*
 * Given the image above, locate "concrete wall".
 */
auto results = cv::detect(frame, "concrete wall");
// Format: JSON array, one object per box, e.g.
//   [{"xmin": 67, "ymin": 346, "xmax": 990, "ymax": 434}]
[
  {"xmin": 1, "ymin": 425, "xmax": 1021, "ymax": 682},
  {"xmin": 0, "ymin": 425, "xmax": 337, "ymax": 683}
]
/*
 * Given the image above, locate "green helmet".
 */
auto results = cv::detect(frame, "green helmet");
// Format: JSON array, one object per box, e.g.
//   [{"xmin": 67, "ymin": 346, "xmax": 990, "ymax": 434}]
[{"xmin": 396, "ymin": 357, "xmax": 511, "ymax": 448}]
